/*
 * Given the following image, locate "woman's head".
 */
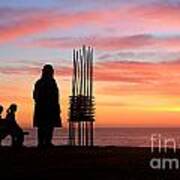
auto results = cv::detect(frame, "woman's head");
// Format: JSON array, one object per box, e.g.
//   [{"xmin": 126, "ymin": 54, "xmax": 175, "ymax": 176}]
[
  {"xmin": 42, "ymin": 64, "xmax": 54, "ymax": 78},
  {"xmin": 7, "ymin": 104, "xmax": 17, "ymax": 113}
]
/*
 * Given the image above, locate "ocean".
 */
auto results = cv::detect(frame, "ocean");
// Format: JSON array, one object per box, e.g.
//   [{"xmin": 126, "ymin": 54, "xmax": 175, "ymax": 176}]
[{"xmin": 2, "ymin": 128, "xmax": 180, "ymax": 148}]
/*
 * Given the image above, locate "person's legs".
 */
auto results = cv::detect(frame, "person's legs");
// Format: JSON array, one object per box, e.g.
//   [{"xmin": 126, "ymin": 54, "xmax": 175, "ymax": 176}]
[
  {"xmin": 37, "ymin": 127, "xmax": 46, "ymax": 147},
  {"xmin": 11, "ymin": 127, "xmax": 24, "ymax": 147},
  {"xmin": 45, "ymin": 126, "xmax": 54, "ymax": 146},
  {"xmin": 12, "ymin": 135, "xmax": 16, "ymax": 147},
  {"xmin": 16, "ymin": 131, "xmax": 24, "ymax": 147}
]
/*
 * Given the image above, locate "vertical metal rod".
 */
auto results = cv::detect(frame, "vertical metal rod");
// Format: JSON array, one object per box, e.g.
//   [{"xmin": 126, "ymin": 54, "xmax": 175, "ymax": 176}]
[
  {"xmin": 69, "ymin": 122, "xmax": 71, "ymax": 145},
  {"xmin": 82, "ymin": 122, "xmax": 84, "ymax": 146},
  {"xmin": 78, "ymin": 122, "xmax": 81, "ymax": 146},
  {"xmin": 86, "ymin": 50, "xmax": 90, "ymax": 98},
  {"xmin": 74, "ymin": 50, "xmax": 77, "ymax": 96},
  {"xmin": 69, "ymin": 122, "xmax": 72, "ymax": 145},
  {"xmin": 85, "ymin": 122, "xmax": 89, "ymax": 146},
  {"xmin": 72, "ymin": 122, "xmax": 76, "ymax": 145},
  {"xmin": 90, "ymin": 48, "xmax": 93, "ymax": 98},
  {"xmin": 69, "ymin": 50, "xmax": 74, "ymax": 146},
  {"xmin": 83, "ymin": 50, "xmax": 86, "ymax": 96},
  {"xmin": 83, "ymin": 45, "xmax": 86, "ymax": 96},
  {"xmin": 90, "ymin": 121, "xmax": 94, "ymax": 146},
  {"xmin": 80, "ymin": 49, "xmax": 83, "ymax": 96},
  {"xmin": 76, "ymin": 51, "xmax": 79, "ymax": 95},
  {"xmin": 72, "ymin": 49, "xmax": 75, "ymax": 97}
]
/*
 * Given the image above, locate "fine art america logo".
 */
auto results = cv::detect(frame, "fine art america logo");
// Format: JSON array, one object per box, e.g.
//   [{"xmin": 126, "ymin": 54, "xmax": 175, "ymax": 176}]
[{"xmin": 150, "ymin": 134, "xmax": 179, "ymax": 170}]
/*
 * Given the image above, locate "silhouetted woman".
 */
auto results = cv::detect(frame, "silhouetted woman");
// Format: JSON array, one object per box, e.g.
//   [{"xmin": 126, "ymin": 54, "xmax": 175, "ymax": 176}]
[
  {"xmin": 33, "ymin": 64, "xmax": 62, "ymax": 147},
  {"xmin": 4, "ymin": 104, "xmax": 24, "ymax": 147}
]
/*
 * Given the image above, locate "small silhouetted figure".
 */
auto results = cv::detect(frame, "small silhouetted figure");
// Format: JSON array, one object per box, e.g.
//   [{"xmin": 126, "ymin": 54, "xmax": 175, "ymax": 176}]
[
  {"xmin": 0, "ymin": 105, "xmax": 4, "ymax": 126},
  {"xmin": 0, "ymin": 104, "xmax": 24, "ymax": 147},
  {"xmin": 0, "ymin": 105, "xmax": 5, "ymax": 146},
  {"xmin": 0, "ymin": 105, "xmax": 3, "ymax": 119},
  {"xmin": 33, "ymin": 64, "xmax": 62, "ymax": 147}
]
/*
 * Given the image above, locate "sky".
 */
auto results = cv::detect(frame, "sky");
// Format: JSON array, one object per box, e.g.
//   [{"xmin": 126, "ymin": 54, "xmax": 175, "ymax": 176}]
[{"xmin": 1, "ymin": 0, "xmax": 180, "ymax": 127}]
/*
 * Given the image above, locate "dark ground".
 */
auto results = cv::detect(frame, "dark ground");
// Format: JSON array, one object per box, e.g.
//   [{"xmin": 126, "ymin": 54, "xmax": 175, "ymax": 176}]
[{"xmin": 0, "ymin": 146, "xmax": 179, "ymax": 180}]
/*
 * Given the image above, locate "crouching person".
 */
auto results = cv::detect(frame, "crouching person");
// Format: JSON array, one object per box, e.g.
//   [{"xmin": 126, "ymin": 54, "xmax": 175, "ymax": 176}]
[{"xmin": 2, "ymin": 104, "xmax": 24, "ymax": 147}]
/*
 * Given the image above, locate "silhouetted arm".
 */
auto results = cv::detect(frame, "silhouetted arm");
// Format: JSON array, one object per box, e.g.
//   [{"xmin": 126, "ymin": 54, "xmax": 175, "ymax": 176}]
[
  {"xmin": 33, "ymin": 81, "xmax": 39, "ymax": 103},
  {"xmin": 54, "ymin": 80, "xmax": 61, "ymax": 113}
]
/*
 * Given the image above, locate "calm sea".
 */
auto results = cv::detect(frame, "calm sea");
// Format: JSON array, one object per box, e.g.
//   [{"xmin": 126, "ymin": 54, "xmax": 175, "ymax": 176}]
[{"xmin": 2, "ymin": 128, "xmax": 180, "ymax": 147}]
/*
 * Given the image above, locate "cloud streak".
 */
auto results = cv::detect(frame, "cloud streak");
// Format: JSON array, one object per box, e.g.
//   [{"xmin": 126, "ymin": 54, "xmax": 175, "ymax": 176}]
[
  {"xmin": 0, "ymin": 64, "xmax": 72, "ymax": 76},
  {"xmin": 29, "ymin": 34, "xmax": 180, "ymax": 51},
  {"xmin": 1, "ymin": 59, "xmax": 180, "ymax": 96},
  {"xmin": 1, "ymin": 3, "xmax": 180, "ymax": 43},
  {"xmin": 0, "ymin": 7, "xmax": 119, "ymax": 43}
]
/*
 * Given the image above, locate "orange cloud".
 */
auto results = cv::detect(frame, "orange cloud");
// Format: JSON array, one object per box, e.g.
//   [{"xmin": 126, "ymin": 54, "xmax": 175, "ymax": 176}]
[{"xmin": 95, "ymin": 60, "xmax": 180, "ymax": 97}]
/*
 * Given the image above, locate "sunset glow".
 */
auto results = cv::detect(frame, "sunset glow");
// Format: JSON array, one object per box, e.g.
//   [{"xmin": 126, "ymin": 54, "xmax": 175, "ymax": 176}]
[{"xmin": 1, "ymin": 0, "xmax": 180, "ymax": 127}]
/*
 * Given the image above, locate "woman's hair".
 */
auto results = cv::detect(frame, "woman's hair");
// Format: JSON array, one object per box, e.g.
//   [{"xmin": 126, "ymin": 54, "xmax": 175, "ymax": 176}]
[
  {"xmin": 42, "ymin": 64, "xmax": 54, "ymax": 78},
  {"xmin": 7, "ymin": 104, "xmax": 17, "ymax": 114}
]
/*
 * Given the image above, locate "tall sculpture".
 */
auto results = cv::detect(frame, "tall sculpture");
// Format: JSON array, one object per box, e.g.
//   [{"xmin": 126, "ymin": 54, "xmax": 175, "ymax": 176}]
[{"xmin": 68, "ymin": 45, "xmax": 95, "ymax": 146}]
